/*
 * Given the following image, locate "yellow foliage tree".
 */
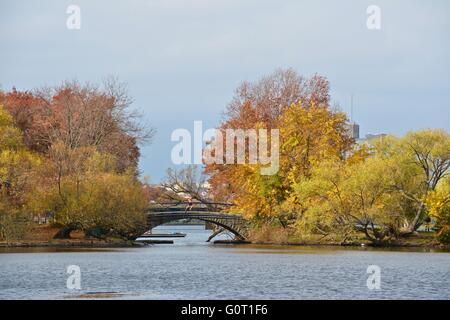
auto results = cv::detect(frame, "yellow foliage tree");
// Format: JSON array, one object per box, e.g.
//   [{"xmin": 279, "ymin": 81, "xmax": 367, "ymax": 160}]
[
  {"xmin": 374, "ymin": 130, "xmax": 450, "ymax": 234},
  {"xmin": 216, "ymin": 102, "xmax": 353, "ymax": 229},
  {"xmin": 290, "ymin": 157, "xmax": 405, "ymax": 244},
  {"xmin": 426, "ymin": 177, "xmax": 450, "ymax": 243},
  {"xmin": 32, "ymin": 143, "xmax": 148, "ymax": 240},
  {"xmin": 0, "ymin": 106, "xmax": 41, "ymax": 241}
]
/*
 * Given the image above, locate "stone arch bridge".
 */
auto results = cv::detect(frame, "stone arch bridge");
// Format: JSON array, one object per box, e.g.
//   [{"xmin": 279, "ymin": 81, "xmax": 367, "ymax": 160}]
[{"xmin": 146, "ymin": 203, "xmax": 248, "ymax": 241}]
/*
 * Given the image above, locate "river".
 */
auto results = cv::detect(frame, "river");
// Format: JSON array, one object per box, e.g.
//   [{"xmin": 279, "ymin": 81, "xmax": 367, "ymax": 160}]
[{"xmin": 1, "ymin": 225, "xmax": 449, "ymax": 300}]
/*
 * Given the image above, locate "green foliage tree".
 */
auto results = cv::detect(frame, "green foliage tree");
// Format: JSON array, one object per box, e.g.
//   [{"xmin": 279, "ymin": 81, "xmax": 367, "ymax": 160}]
[
  {"xmin": 426, "ymin": 177, "xmax": 450, "ymax": 243},
  {"xmin": 1, "ymin": 78, "xmax": 154, "ymax": 243},
  {"xmin": 290, "ymin": 130, "xmax": 450, "ymax": 244},
  {"xmin": 0, "ymin": 106, "xmax": 41, "ymax": 241},
  {"xmin": 387, "ymin": 130, "xmax": 450, "ymax": 234},
  {"xmin": 290, "ymin": 158, "xmax": 405, "ymax": 244},
  {"xmin": 32, "ymin": 143, "xmax": 148, "ymax": 240}
]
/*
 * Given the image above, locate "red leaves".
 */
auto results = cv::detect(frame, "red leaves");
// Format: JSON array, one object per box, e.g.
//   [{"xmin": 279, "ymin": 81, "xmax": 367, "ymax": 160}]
[{"xmin": 0, "ymin": 80, "xmax": 144, "ymax": 173}]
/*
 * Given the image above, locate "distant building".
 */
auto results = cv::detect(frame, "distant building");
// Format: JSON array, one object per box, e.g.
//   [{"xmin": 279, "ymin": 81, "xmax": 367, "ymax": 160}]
[
  {"xmin": 351, "ymin": 123, "xmax": 360, "ymax": 140},
  {"xmin": 346, "ymin": 122, "xmax": 360, "ymax": 140},
  {"xmin": 346, "ymin": 122, "xmax": 389, "ymax": 149}
]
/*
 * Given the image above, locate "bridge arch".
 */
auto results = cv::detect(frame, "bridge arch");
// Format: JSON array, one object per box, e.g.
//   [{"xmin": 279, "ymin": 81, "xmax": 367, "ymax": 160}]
[
  {"xmin": 148, "ymin": 215, "xmax": 246, "ymax": 240},
  {"xmin": 146, "ymin": 204, "xmax": 248, "ymax": 241}
]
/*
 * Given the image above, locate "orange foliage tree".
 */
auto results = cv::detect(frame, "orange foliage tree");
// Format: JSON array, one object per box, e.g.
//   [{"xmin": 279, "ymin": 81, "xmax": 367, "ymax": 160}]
[{"xmin": 205, "ymin": 69, "xmax": 353, "ymax": 228}]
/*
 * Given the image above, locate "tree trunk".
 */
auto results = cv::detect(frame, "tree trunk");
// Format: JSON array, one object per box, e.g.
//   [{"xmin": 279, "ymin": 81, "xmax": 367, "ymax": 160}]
[
  {"xmin": 400, "ymin": 203, "xmax": 425, "ymax": 236},
  {"xmin": 85, "ymin": 227, "xmax": 108, "ymax": 240},
  {"xmin": 53, "ymin": 226, "xmax": 76, "ymax": 239}
]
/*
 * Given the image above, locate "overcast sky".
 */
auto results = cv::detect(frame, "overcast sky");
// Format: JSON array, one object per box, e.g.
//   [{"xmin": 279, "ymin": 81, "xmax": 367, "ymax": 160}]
[{"xmin": 1, "ymin": 0, "xmax": 449, "ymax": 181}]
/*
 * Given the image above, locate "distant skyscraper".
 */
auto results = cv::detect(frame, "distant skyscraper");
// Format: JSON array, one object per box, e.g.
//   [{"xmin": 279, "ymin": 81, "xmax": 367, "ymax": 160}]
[
  {"xmin": 346, "ymin": 122, "xmax": 360, "ymax": 140},
  {"xmin": 351, "ymin": 122, "xmax": 360, "ymax": 140},
  {"xmin": 349, "ymin": 94, "xmax": 360, "ymax": 140}
]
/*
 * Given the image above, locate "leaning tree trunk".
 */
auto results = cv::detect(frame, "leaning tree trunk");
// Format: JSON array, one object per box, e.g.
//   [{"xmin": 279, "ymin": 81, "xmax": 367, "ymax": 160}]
[
  {"xmin": 400, "ymin": 203, "xmax": 425, "ymax": 237},
  {"xmin": 53, "ymin": 226, "xmax": 77, "ymax": 239},
  {"xmin": 85, "ymin": 227, "xmax": 108, "ymax": 240}
]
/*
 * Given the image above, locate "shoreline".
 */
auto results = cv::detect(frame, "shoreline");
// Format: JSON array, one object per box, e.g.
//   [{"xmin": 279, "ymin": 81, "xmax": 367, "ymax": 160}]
[
  {"xmin": 0, "ymin": 240, "xmax": 146, "ymax": 248},
  {"xmin": 2, "ymin": 239, "xmax": 449, "ymax": 250},
  {"xmin": 2, "ymin": 226, "xmax": 448, "ymax": 250},
  {"xmin": 215, "ymin": 240, "xmax": 450, "ymax": 250}
]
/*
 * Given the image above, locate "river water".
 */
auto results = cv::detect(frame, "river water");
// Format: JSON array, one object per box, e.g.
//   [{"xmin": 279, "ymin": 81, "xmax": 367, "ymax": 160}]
[{"xmin": 1, "ymin": 225, "xmax": 449, "ymax": 300}]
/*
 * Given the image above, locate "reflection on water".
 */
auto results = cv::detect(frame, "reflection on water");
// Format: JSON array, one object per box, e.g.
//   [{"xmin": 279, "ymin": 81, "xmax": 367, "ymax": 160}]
[{"xmin": 1, "ymin": 225, "xmax": 450, "ymax": 300}]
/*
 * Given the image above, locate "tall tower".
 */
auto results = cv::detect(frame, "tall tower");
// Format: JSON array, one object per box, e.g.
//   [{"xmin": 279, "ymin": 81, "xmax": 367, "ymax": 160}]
[
  {"xmin": 349, "ymin": 94, "xmax": 360, "ymax": 140},
  {"xmin": 351, "ymin": 122, "xmax": 360, "ymax": 140}
]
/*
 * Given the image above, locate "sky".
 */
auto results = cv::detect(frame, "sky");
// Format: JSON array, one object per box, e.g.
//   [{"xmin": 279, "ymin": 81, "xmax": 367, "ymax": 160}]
[{"xmin": 1, "ymin": 0, "xmax": 449, "ymax": 181}]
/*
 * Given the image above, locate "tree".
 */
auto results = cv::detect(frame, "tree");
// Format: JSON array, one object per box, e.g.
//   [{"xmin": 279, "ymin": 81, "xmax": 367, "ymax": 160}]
[
  {"xmin": 0, "ymin": 106, "xmax": 41, "ymax": 241},
  {"xmin": 224, "ymin": 68, "xmax": 330, "ymax": 129},
  {"xmin": 290, "ymin": 157, "xmax": 404, "ymax": 244},
  {"xmin": 426, "ymin": 177, "xmax": 450, "ymax": 243},
  {"xmin": 1, "ymin": 78, "xmax": 155, "ymax": 242},
  {"xmin": 380, "ymin": 130, "xmax": 450, "ymax": 234},
  {"xmin": 289, "ymin": 130, "xmax": 450, "ymax": 244},
  {"xmin": 206, "ymin": 69, "xmax": 348, "ymax": 224},
  {"xmin": 207, "ymin": 101, "xmax": 353, "ymax": 227},
  {"xmin": 33, "ymin": 148, "xmax": 148, "ymax": 240},
  {"xmin": 161, "ymin": 165, "xmax": 211, "ymax": 204},
  {"xmin": 278, "ymin": 102, "xmax": 352, "ymax": 181},
  {"xmin": 0, "ymin": 88, "xmax": 49, "ymax": 152},
  {"xmin": 1, "ymin": 78, "xmax": 155, "ymax": 174}
]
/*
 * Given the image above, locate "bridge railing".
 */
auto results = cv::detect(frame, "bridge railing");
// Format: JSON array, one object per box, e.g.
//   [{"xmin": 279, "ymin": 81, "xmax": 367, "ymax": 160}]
[{"xmin": 147, "ymin": 202, "xmax": 233, "ymax": 213}]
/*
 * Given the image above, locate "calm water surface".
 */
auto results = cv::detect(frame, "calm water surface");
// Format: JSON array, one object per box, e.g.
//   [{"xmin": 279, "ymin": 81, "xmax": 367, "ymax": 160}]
[{"xmin": 1, "ymin": 226, "xmax": 449, "ymax": 300}]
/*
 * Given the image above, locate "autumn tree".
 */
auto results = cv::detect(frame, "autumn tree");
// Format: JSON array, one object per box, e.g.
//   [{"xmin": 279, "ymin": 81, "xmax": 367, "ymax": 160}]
[
  {"xmin": 32, "ymin": 145, "xmax": 148, "ymax": 240},
  {"xmin": 224, "ymin": 68, "xmax": 330, "ymax": 129},
  {"xmin": 206, "ymin": 69, "xmax": 339, "ymax": 208},
  {"xmin": 290, "ymin": 157, "xmax": 405, "ymax": 244},
  {"xmin": 0, "ymin": 89, "xmax": 48, "ymax": 152},
  {"xmin": 289, "ymin": 130, "xmax": 450, "ymax": 244},
  {"xmin": 0, "ymin": 106, "xmax": 41, "ymax": 241},
  {"xmin": 213, "ymin": 103, "xmax": 350, "ymax": 225},
  {"xmin": 1, "ymin": 78, "xmax": 155, "ymax": 241},
  {"xmin": 426, "ymin": 177, "xmax": 450, "ymax": 243},
  {"xmin": 367, "ymin": 130, "xmax": 450, "ymax": 235},
  {"xmin": 1, "ymin": 78, "xmax": 154, "ymax": 174},
  {"xmin": 204, "ymin": 69, "xmax": 354, "ymax": 242}
]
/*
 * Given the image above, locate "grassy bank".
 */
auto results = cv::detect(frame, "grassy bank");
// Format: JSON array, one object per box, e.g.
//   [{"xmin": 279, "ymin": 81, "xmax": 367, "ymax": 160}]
[
  {"xmin": 249, "ymin": 230, "xmax": 450, "ymax": 250},
  {"xmin": 3, "ymin": 224, "xmax": 449, "ymax": 250},
  {"xmin": 244, "ymin": 223, "xmax": 450, "ymax": 249},
  {"xmin": 0, "ymin": 224, "xmax": 144, "ymax": 248}
]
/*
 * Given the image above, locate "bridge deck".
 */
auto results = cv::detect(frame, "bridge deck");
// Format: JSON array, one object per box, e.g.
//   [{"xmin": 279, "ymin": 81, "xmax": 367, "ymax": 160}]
[{"xmin": 147, "ymin": 211, "xmax": 244, "ymax": 220}]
